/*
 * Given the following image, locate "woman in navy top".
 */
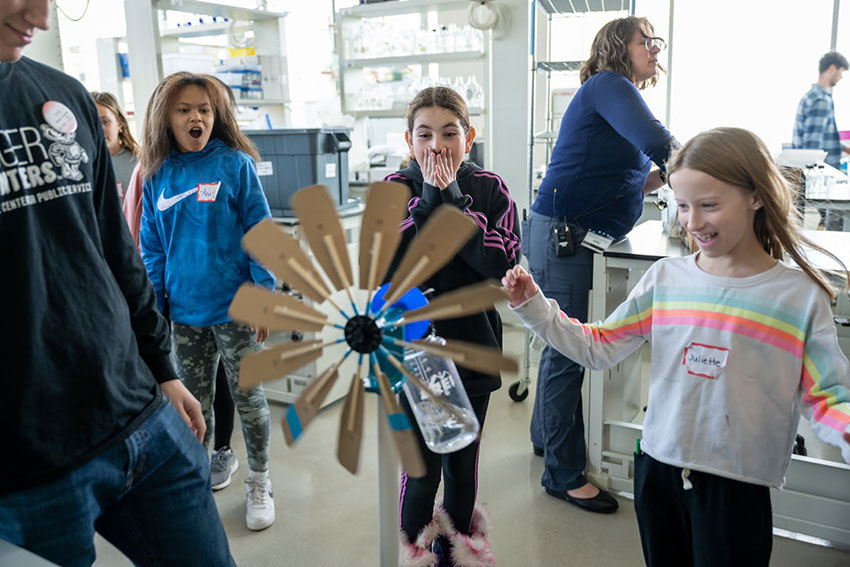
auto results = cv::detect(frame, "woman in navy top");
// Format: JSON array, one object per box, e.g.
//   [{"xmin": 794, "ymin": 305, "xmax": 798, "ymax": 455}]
[{"xmin": 524, "ymin": 16, "xmax": 677, "ymax": 513}]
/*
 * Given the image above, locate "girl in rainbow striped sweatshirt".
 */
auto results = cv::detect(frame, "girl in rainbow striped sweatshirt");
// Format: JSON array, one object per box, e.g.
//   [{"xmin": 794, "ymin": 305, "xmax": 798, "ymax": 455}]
[{"xmin": 504, "ymin": 127, "xmax": 850, "ymax": 567}]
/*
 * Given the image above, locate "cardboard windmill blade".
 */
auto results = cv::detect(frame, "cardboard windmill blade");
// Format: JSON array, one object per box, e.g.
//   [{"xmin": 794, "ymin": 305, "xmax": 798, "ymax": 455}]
[{"xmin": 232, "ymin": 181, "xmax": 518, "ymax": 556}]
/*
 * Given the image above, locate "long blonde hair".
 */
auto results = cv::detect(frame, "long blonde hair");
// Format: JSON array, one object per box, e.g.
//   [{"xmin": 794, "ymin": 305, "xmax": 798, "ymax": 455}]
[
  {"xmin": 138, "ymin": 72, "xmax": 259, "ymax": 178},
  {"xmin": 90, "ymin": 91, "xmax": 138, "ymax": 154},
  {"xmin": 580, "ymin": 16, "xmax": 663, "ymax": 89},
  {"xmin": 667, "ymin": 127, "xmax": 847, "ymax": 301}
]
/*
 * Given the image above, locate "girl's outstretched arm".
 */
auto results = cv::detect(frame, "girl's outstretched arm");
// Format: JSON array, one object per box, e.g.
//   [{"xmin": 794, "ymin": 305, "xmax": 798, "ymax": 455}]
[
  {"xmin": 501, "ymin": 265, "xmax": 539, "ymax": 307},
  {"xmin": 509, "ymin": 265, "xmax": 653, "ymax": 371}
]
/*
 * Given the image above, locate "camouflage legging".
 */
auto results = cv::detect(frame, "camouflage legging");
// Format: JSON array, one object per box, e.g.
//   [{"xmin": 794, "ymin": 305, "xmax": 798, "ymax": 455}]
[{"xmin": 171, "ymin": 321, "xmax": 271, "ymax": 473}]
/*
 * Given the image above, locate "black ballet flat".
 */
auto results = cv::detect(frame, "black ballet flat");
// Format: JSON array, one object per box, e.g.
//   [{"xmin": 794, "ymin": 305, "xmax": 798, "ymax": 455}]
[{"xmin": 544, "ymin": 487, "xmax": 619, "ymax": 514}]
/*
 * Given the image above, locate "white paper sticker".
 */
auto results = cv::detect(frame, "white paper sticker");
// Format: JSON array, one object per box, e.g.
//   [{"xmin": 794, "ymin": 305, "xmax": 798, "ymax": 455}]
[
  {"xmin": 682, "ymin": 342, "xmax": 729, "ymax": 379},
  {"xmin": 197, "ymin": 181, "xmax": 221, "ymax": 202},
  {"xmin": 256, "ymin": 161, "xmax": 273, "ymax": 176},
  {"xmin": 581, "ymin": 230, "xmax": 615, "ymax": 253},
  {"xmin": 325, "ymin": 163, "xmax": 337, "ymax": 178}
]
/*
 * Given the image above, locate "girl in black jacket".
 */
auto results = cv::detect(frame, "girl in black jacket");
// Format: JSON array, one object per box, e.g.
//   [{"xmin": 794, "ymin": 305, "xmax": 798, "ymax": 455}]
[{"xmin": 386, "ymin": 87, "xmax": 520, "ymax": 567}]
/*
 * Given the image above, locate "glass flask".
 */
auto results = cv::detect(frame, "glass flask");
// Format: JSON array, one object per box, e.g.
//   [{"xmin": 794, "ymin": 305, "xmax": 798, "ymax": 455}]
[{"xmin": 402, "ymin": 335, "xmax": 480, "ymax": 454}]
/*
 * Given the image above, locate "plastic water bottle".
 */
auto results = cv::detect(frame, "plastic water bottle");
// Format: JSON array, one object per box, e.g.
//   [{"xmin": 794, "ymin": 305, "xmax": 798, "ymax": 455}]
[{"xmin": 402, "ymin": 335, "xmax": 480, "ymax": 453}]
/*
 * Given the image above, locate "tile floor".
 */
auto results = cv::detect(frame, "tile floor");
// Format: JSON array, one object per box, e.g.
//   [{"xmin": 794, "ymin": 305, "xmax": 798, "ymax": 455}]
[{"xmin": 94, "ymin": 325, "xmax": 850, "ymax": 566}]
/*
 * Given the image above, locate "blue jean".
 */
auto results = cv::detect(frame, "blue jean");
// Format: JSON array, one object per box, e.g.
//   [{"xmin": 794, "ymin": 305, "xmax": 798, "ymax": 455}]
[
  {"xmin": 523, "ymin": 211, "xmax": 594, "ymax": 491},
  {"xmin": 0, "ymin": 399, "xmax": 234, "ymax": 567}
]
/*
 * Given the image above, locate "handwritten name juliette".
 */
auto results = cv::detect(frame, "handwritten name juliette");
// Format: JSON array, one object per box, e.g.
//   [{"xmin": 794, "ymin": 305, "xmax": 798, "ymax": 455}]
[{"xmin": 687, "ymin": 352, "xmax": 723, "ymax": 368}]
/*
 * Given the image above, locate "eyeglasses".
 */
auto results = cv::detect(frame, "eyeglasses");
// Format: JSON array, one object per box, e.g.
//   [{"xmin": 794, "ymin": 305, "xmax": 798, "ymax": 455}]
[{"xmin": 641, "ymin": 37, "xmax": 666, "ymax": 51}]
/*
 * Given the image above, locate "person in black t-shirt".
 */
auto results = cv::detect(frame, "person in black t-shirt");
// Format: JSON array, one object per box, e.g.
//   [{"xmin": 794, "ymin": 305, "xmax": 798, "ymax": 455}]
[{"xmin": 0, "ymin": 2, "xmax": 233, "ymax": 565}]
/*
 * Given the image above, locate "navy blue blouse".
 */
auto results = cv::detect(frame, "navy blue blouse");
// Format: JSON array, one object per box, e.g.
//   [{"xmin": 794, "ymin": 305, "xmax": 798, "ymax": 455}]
[{"xmin": 532, "ymin": 71, "xmax": 675, "ymax": 239}]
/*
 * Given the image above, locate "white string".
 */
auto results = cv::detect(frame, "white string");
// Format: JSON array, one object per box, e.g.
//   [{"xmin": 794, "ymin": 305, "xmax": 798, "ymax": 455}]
[
  {"xmin": 681, "ymin": 468, "xmax": 693, "ymax": 491},
  {"xmin": 56, "ymin": 0, "xmax": 91, "ymax": 22}
]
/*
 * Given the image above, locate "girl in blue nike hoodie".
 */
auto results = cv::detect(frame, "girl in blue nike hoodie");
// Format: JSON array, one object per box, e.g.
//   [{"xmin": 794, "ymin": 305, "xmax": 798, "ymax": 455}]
[{"xmin": 138, "ymin": 72, "xmax": 276, "ymax": 531}]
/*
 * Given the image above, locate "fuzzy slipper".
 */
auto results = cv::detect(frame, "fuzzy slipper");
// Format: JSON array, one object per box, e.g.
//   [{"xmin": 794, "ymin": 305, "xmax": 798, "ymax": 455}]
[
  {"xmin": 446, "ymin": 503, "xmax": 495, "ymax": 567},
  {"xmin": 399, "ymin": 510, "xmax": 444, "ymax": 567}
]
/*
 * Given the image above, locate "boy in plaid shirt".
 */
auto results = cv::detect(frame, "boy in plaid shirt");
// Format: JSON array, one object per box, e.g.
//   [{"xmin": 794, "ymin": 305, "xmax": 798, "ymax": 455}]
[{"xmin": 792, "ymin": 51, "xmax": 849, "ymax": 229}]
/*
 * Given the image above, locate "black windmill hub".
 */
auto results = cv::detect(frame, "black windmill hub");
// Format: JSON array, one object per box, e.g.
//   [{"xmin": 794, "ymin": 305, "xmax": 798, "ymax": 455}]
[{"xmin": 344, "ymin": 315, "xmax": 383, "ymax": 354}]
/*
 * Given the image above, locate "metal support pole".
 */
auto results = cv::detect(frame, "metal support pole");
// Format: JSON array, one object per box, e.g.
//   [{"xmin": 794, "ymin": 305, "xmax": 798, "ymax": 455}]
[
  {"xmin": 830, "ymin": 0, "xmax": 840, "ymax": 51},
  {"xmin": 522, "ymin": 1, "xmax": 538, "ymax": 397},
  {"xmin": 377, "ymin": 398, "xmax": 399, "ymax": 567},
  {"xmin": 124, "ymin": 0, "xmax": 162, "ymax": 126},
  {"xmin": 527, "ymin": 0, "xmax": 538, "ymax": 212},
  {"xmin": 664, "ymin": 0, "xmax": 675, "ymax": 129}
]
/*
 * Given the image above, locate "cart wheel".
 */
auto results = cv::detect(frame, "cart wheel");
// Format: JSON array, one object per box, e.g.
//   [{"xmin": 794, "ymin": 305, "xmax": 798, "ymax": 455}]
[{"xmin": 508, "ymin": 381, "xmax": 529, "ymax": 402}]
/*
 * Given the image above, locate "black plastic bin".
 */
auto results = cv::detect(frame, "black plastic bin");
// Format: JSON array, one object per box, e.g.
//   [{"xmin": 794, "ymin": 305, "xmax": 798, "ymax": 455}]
[{"xmin": 245, "ymin": 128, "xmax": 352, "ymax": 217}]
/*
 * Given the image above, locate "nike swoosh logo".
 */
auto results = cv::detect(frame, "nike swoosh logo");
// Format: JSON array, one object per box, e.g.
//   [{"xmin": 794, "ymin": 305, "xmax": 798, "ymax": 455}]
[{"xmin": 157, "ymin": 186, "xmax": 199, "ymax": 211}]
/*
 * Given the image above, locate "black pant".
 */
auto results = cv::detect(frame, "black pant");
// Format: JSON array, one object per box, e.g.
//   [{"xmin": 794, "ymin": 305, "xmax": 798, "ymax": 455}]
[
  {"xmin": 633, "ymin": 452, "xmax": 772, "ymax": 567},
  {"xmin": 213, "ymin": 360, "xmax": 234, "ymax": 451},
  {"xmin": 400, "ymin": 393, "xmax": 490, "ymax": 539}
]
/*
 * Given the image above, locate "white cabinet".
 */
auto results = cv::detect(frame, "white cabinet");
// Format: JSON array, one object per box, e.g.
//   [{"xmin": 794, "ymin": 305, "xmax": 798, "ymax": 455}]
[
  {"xmin": 125, "ymin": 0, "xmax": 290, "ymax": 126},
  {"xmin": 335, "ymin": 0, "xmax": 489, "ymax": 121}
]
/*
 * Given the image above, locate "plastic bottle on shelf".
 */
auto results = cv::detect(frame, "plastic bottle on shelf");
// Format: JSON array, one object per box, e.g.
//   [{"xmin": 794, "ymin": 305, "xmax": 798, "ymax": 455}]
[
  {"xmin": 458, "ymin": 25, "xmax": 474, "ymax": 51},
  {"xmin": 428, "ymin": 28, "xmax": 440, "ymax": 54},
  {"xmin": 401, "ymin": 335, "xmax": 480, "ymax": 454},
  {"xmin": 814, "ymin": 163, "xmax": 827, "ymax": 198},
  {"xmin": 804, "ymin": 163, "xmax": 816, "ymax": 198},
  {"xmin": 467, "ymin": 76, "xmax": 483, "ymax": 108}
]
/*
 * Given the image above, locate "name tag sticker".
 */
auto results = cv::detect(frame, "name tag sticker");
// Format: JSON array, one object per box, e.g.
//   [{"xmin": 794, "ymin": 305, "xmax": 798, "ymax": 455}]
[
  {"xmin": 256, "ymin": 161, "xmax": 273, "ymax": 176},
  {"xmin": 197, "ymin": 181, "xmax": 221, "ymax": 202},
  {"xmin": 581, "ymin": 231, "xmax": 614, "ymax": 252},
  {"xmin": 682, "ymin": 342, "xmax": 729, "ymax": 379}
]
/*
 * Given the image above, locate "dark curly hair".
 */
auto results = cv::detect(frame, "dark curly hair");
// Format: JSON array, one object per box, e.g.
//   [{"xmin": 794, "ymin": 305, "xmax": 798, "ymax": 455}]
[{"xmin": 579, "ymin": 16, "xmax": 664, "ymax": 90}]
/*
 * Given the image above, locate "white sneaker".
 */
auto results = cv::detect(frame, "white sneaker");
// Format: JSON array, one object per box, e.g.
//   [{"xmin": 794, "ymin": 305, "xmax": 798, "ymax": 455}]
[
  {"xmin": 245, "ymin": 476, "xmax": 275, "ymax": 531},
  {"xmin": 210, "ymin": 447, "xmax": 239, "ymax": 491}
]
